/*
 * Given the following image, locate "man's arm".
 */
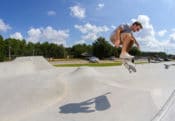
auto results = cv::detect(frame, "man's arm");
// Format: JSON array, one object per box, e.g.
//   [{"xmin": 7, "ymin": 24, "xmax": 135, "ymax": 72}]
[
  {"xmin": 132, "ymin": 36, "xmax": 140, "ymax": 50},
  {"xmin": 115, "ymin": 26, "xmax": 122, "ymax": 40}
]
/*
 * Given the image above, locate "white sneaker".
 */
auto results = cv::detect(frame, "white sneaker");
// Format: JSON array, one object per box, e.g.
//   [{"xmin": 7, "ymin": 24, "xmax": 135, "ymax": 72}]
[{"xmin": 120, "ymin": 53, "xmax": 134, "ymax": 59}]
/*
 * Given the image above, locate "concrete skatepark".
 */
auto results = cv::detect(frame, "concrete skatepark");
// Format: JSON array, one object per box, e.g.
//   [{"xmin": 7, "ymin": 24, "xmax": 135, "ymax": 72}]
[{"xmin": 0, "ymin": 56, "xmax": 175, "ymax": 121}]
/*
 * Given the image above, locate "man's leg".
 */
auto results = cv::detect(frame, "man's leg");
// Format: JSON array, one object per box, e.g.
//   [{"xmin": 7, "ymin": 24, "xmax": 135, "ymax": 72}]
[
  {"xmin": 120, "ymin": 33, "xmax": 134, "ymax": 58},
  {"xmin": 126, "ymin": 37, "xmax": 134, "ymax": 52},
  {"xmin": 110, "ymin": 33, "xmax": 120, "ymax": 47}
]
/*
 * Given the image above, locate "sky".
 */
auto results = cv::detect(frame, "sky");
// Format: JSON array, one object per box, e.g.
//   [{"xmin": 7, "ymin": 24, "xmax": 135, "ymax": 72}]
[{"xmin": 0, "ymin": 0, "xmax": 175, "ymax": 54}]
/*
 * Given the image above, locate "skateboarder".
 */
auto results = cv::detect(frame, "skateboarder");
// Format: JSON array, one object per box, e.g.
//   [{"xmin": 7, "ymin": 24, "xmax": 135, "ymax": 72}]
[{"xmin": 110, "ymin": 21, "xmax": 143, "ymax": 59}]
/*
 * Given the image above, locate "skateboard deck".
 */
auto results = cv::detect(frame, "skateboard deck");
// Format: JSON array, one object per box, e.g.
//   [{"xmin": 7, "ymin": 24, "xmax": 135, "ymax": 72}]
[{"xmin": 122, "ymin": 58, "xmax": 136, "ymax": 73}]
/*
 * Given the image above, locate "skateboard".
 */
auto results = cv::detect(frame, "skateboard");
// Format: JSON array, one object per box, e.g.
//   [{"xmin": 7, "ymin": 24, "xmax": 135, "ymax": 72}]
[{"xmin": 121, "ymin": 58, "xmax": 136, "ymax": 73}]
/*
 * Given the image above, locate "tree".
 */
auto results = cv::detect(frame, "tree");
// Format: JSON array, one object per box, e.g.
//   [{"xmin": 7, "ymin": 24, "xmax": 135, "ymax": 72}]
[
  {"xmin": 57, "ymin": 44, "xmax": 66, "ymax": 58},
  {"xmin": 34, "ymin": 42, "xmax": 42, "ymax": 55},
  {"xmin": 48, "ymin": 44, "xmax": 65, "ymax": 58},
  {"xmin": 111, "ymin": 47, "xmax": 121, "ymax": 57},
  {"xmin": 71, "ymin": 44, "xmax": 92, "ymax": 58},
  {"xmin": 129, "ymin": 47, "xmax": 141, "ymax": 56},
  {"xmin": 40, "ymin": 42, "xmax": 50, "ymax": 58},
  {"xmin": 0, "ymin": 35, "xmax": 5, "ymax": 61},
  {"xmin": 4, "ymin": 38, "xmax": 26, "ymax": 59},
  {"xmin": 92, "ymin": 37, "xmax": 113, "ymax": 59},
  {"xmin": 25, "ymin": 42, "xmax": 35, "ymax": 56}
]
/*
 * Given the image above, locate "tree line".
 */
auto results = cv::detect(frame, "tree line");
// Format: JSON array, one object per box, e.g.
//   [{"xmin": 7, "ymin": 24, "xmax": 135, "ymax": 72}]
[{"xmin": 0, "ymin": 35, "xmax": 169, "ymax": 61}]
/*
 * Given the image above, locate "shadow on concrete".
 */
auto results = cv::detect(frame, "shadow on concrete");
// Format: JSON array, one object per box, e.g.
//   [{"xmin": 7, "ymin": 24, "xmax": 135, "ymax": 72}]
[{"xmin": 59, "ymin": 92, "xmax": 111, "ymax": 114}]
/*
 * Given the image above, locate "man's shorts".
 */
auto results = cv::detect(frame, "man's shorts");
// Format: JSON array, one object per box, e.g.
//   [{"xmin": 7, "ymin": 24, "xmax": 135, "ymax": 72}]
[{"xmin": 110, "ymin": 32, "xmax": 132, "ymax": 45}]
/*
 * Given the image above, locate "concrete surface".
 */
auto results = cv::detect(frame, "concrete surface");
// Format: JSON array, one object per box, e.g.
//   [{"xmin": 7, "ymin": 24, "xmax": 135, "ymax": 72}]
[{"xmin": 0, "ymin": 56, "xmax": 175, "ymax": 121}]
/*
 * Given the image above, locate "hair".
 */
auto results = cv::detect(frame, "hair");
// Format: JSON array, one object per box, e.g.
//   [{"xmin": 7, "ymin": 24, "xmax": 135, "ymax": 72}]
[{"xmin": 132, "ymin": 21, "xmax": 143, "ymax": 29}]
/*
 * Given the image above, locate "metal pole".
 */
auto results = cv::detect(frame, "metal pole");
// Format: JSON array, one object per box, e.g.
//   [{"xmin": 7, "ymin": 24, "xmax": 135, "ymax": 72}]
[
  {"xmin": 9, "ymin": 46, "xmax": 11, "ymax": 60},
  {"xmin": 33, "ymin": 49, "xmax": 35, "ymax": 56}
]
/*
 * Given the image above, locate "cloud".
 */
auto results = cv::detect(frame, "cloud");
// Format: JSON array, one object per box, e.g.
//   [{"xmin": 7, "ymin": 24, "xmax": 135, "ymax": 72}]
[
  {"xmin": 27, "ymin": 28, "xmax": 42, "ymax": 43},
  {"xmin": 70, "ymin": 5, "xmax": 86, "ymax": 19},
  {"xmin": 171, "ymin": 28, "xmax": 175, "ymax": 32},
  {"xmin": 169, "ymin": 32, "xmax": 175, "ymax": 43},
  {"xmin": 131, "ymin": 15, "xmax": 164, "ymax": 52},
  {"xmin": 10, "ymin": 32, "xmax": 23, "ymax": 40},
  {"xmin": 157, "ymin": 30, "xmax": 167, "ymax": 37},
  {"xmin": 132, "ymin": 15, "xmax": 155, "ymax": 38},
  {"xmin": 27, "ymin": 26, "xmax": 69, "ymax": 45},
  {"xmin": 131, "ymin": 15, "xmax": 175, "ymax": 54},
  {"xmin": 47, "ymin": 10, "xmax": 56, "ymax": 16},
  {"xmin": 97, "ymin": 3, "xmax": 104, "ymax": 9},
  {"xmin": 0, "ymin": 19, "xmax": 11, "ymax": 32},
  {"xmin": 75, "ymin": 23, "xmax": 109, "ymax": 43},
  {"xmin": 111, "ymin": 25, "xmax": 116, "ymax": 30}
]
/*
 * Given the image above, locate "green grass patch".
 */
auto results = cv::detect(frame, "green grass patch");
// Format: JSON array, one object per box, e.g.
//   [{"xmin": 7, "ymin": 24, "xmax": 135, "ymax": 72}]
[
  {"xmin": 54, "ymin": 62, "xmax": 122, "ymax": 67},
  {"xmin": 54, "ymin": 61, "xmax": 148, "ymax": 67},
  {"xmin": 135, "ymin": 61, "xmax": 148, "ymax": 64}
]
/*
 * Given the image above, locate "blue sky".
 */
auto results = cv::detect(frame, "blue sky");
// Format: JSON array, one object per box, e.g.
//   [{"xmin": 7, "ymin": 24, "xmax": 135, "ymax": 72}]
[{"xmin": 0, "ymin": 0, "xmax": 175, "ymax": 54}]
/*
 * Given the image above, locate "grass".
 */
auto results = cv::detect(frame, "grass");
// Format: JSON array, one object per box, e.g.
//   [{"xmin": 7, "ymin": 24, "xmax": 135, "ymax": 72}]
[
  {"xmin": 54, "ymin": 61, "xmax": 148, "ymax": 67},
  {"xmin": 54, "ymin": 61, "xmax": 122, "ymax": 67}
]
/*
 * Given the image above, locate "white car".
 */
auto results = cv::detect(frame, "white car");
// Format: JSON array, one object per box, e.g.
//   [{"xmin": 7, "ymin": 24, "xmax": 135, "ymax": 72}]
[
  {"xmin": 88, "ymin": 56, "xmax": 100, "ymax": 63},
  {"xmin": 108, "ymin": 56, "xmax": 116, "ymax": 61}
]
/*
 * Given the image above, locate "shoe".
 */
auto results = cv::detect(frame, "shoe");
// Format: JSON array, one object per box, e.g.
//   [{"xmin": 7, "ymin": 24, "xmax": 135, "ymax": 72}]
[{"xmin": 120, "ymin": 53, "xmax": 134, "ymax": 59}]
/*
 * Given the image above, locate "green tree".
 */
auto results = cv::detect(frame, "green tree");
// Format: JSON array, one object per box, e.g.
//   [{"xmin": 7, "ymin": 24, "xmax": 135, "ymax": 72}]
[
  {"xmin": 71, "ymin": 44, "xmax": 92, "ymax": 58},
  {"xmin": 57, "ymin": 44, "xmax": 66, "ymax": 58},
  {"xmin": 111, "ymin": 47, "xmax": 121, "ymax": 57},
  {"xmin": 34, "ymin": 42, "xmax": 42, "ymax": 55},
  {"xmin": 48, "ymin": 43, "xmax": 65, "ymax": 58},
  {"xmin": 0, "ymin": 35, "xmax": 5, "ymax": 61},
  {"xmin": 40, "ymin": 42, "xmax": 50, "ymax": 57},
  {"xmin": 25, "ymin": 42, "xmax": 35, "ymax": 56},
  {"xmin": 129, "ymin": 47, "xmax": 141, "ymax": 56},
  {"xmin": 92, "ymin": 37, "xmax": 113, "ymax": 59},
  {"xmin": 4, "ymin": 38, "xmax": 26, "ymax": 58}
]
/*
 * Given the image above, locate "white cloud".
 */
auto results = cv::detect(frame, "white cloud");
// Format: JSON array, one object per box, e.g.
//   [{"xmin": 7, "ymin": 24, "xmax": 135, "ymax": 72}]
[
  {"xmin": 169, "ymin": 32, "xmax": 175, "ymax": 43},
  {"xmin": 131, "ymin": 15, "xmax": 164, "ymax": 52},
  {"xmin": 27, "ymin": 28, "xmax": 42, "ymax": 43},
  {"xmin": 97, "ymin": 3, "xmax": 104, "ymax": 9},
  {"xmin": 0, "ymin": 19, "xmax": 11, "ymax": 32},
  {"xmin": 10, "ymin": 32, "xmax": 23, "ymax": 40},
  {"xmin": 27, "ymin": 26, "xmax": 69, "ymax": 45},
  {"xmin": 157, "ymin": 30, "xmax": 167, "ymax": 37},
  {"xmin": 111, "ymin": 25, "xmax": 116, "ymax": 30},
  {"xmin": 82, "ymin": 33, "xmax": 98, "ymax": 41},
  {"xmin": 131, "ymin": 15, "xmax": 175, "ymax": 54},
  {"xmin": 75, "ymin": 23, "xmax": 109, "ymax": 43},
  {"xmin": 47, "ymin": 10, "xmax": 56, "ymax": 16},
  {"xmin": 132, "ymin": 15, "xmax": 155, "ymax": 38},
  {"xmin": 70, "ymin": 5, "xmax": 86, "ymax": 19},
  {"xmin": 171, "ymin": 28, "xmax": 175, "ymax": 32},
  {"xmin": 75, "ymin": 40, "xmax": 86, "ymax": 45},
  {"xmin": 75, "ymin": 23, "xmax": 109, "ymax": 34}
]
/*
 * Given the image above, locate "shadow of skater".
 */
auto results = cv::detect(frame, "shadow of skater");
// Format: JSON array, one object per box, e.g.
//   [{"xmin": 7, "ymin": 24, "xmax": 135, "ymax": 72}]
[{"xmin": 59, "ymin": 92, "xmax": 111, "ymax": 114}]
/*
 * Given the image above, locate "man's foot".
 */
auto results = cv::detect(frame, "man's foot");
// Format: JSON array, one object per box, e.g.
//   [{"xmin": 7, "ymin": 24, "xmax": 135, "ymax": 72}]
[{"xmin": 120, "ymin": 53, "xmax": 134, "ymax": 59}]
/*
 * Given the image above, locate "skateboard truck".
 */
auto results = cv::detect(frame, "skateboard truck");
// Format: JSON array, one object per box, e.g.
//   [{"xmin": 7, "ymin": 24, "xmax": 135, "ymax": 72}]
[{"xmin": 122, "ymin": 58, "xmax": 136, "ymax": 73}]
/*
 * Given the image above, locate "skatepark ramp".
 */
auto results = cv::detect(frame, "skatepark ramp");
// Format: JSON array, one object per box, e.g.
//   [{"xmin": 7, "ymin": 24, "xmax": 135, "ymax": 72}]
[
  {"xmin": 0, "ymin": 56, "xmax": 67, "ymax": 121},
  {"xmin": 0, "ymin": 56, "xmax": 54, "ymax": 78},
  {"xmin": 14, "ymin": 56, "xmax": 53, "ymax": 70},
  {"xmin": 0, "ymin": 60, "xmax": 175, "ymax": 121},
  {"xmin": 151, "ymin": 90, "xmax": 175, "ymax": 121}
]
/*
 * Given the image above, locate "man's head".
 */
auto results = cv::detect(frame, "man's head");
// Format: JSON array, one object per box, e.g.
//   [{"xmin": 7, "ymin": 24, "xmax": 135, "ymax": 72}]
[{"xmin": 131, "ymin": 21, "xmax": 143, "ymax": 32}]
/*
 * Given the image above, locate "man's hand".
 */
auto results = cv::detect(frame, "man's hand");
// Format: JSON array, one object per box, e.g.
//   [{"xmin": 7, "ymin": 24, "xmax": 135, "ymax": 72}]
[{"xmin": 133, "ymin": 37, "xmax": 140, "ymax": 50}]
